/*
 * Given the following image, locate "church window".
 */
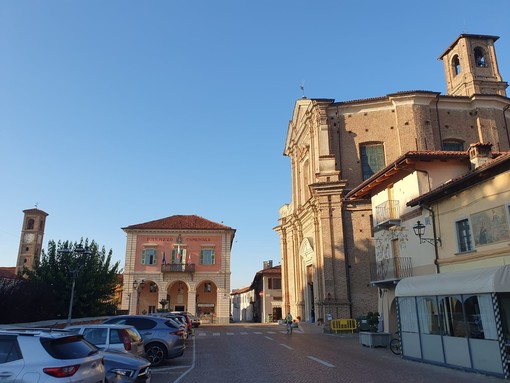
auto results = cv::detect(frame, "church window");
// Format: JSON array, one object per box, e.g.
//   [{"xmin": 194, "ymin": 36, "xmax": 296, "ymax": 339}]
[
  {"xmin": 452, "ymin": 55, "xmax": 461, "ymax": 75},
  {"xmin": 26, "ymin": 219, "xmax": 34, "ymax": 230},
  {"xmin": 474, "ymin": 47, "xmax": 487, "ymax": 68},
  {"xmin": 360, "ymin": 143, "xmax": 385, "ymax": 180},
  {"xmin": 442, "ymin": 140, "xmax": 464, "ymax": 151}
]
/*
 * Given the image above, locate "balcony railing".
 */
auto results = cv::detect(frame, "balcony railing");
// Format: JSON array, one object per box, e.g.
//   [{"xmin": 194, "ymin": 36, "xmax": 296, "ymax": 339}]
[
  {"xmin": 161, "ymin": 263, "xmax": 195, "ymax": 273},
  {"xmin": 369, "ymin": 257, "xmax": 412, "ymax": 284},
  {"xmin": 374, "ymin": 200, "xmax": 400, "ymax": 227}
]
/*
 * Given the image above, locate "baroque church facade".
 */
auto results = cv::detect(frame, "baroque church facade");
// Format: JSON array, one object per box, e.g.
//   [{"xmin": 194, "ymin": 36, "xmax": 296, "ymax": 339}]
[{"xmin": 275, "ymin": 34, "xmax": 509, "ymax": 323}]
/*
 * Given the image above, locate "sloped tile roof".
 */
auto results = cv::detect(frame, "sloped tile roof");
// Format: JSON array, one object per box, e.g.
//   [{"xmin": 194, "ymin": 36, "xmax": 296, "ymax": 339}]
[
  {"xmin": 407, "ymin": 151, "xmax": 510, "ymax": 207},
  {"xmin": 122, "ymin": 215, "xmax": 234, "ymax": 231},
  {"xmin": 0, "ymin": 267, "xmax": 17, "ymax": 279}
]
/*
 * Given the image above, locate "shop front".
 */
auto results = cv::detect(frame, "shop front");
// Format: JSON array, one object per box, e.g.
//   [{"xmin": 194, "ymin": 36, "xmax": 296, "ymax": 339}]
[{"xmin": 395, "ymin": 265, "xmax": 510, "ymax": 378}]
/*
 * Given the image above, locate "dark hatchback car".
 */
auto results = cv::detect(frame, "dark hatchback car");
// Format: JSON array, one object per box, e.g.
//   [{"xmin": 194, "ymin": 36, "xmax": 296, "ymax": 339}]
[{"xmin": 103, "ymin": 316, "xmax": 185, "ymax": 366}]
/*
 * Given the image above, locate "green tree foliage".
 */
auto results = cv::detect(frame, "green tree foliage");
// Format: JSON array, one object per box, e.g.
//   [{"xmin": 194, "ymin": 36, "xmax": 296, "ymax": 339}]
[
  {"xmin": 0, "ymin": 278, "xmax": 57, "ymax": 324},
  {"xmin": 25, "ymin": 239, "xmax": 121, "ymax": 320}
]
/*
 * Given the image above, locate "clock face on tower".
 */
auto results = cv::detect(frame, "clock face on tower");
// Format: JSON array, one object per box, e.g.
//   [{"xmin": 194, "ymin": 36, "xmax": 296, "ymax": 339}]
[{"xmin": 24, "ymin": 233, "xmax": 35, "ymax": 244}]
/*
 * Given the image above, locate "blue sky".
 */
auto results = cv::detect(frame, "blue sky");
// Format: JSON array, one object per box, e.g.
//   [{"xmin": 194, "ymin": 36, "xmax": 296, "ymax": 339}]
[{"xmin": 1, "ymin": 1, "xmax": 509, "ymax": 289}]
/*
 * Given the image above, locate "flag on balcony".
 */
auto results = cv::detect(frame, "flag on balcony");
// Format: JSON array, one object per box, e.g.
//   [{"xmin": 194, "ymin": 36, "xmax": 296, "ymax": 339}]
[
  {"xmin": 162, "ymin": 252, "xmax": 166, "ymax": 265},
  {"xmin": 187, "ymin": 253, "xmax": 191, "ymax": 264},
  {"xmin": 177, "ymin": 249, "xmax": 181, "ymax": 263}
]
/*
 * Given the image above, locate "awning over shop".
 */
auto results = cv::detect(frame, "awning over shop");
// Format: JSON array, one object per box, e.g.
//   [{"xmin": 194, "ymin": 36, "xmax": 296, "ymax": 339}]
[{"xmin": 395, "ymin": 265, "xmax": 510, "ymax": 297}]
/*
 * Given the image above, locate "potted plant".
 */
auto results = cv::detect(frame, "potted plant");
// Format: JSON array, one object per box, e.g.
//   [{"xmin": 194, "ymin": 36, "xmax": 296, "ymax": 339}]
[{"xmin": 357, "ymin": 312, "xmax": 390, "ymax": 348}]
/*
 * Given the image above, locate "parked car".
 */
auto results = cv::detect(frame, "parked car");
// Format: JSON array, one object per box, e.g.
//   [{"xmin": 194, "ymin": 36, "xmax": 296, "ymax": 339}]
[
  {"xmin": 66, "ymin": 324, "xmax": 145, "ymax": 357},
  {"xmin": 101, "ymin": 350, "xmax": 151, "ymax": 383},
  {"xmin": 0, "ymin": 328, "xmax": 105, "ymax": 383},
  {"xmin": 170, "ymin": 311, "xmax": 196, "ymax": 331},
  {"xmin": 148, "ymin": 314, "xmax": 188, "ymax": 339},
  {"xmin": 103, "ymin": 315, "xmax": 185, "ymax": 366}
]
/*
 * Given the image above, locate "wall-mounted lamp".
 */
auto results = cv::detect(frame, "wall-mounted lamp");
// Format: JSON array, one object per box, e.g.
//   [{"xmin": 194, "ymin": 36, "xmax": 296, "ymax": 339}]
[{"xmin": 412, "ymin": 221, "xmax": 441, "ymax": 246}]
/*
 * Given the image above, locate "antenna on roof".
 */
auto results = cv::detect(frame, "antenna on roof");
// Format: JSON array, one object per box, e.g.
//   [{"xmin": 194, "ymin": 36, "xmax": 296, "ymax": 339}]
[
  {"xmin": 35, "ymin": 202, "xmax": 38, "ymax": 209},
  {"xmin": 300, "ymin": 81, "xmax": 306, "ymax": 99}
]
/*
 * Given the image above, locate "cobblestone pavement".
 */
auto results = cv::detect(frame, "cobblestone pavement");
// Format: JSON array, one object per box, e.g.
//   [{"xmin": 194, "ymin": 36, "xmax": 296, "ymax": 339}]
[{"xmin": 151, "ymin": 324, "xmax": 505, "ymax": 383}]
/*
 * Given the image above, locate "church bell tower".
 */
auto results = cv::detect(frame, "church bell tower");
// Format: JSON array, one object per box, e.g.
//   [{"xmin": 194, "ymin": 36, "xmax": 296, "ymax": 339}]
[
  {"xmin": 16, "ymin": 208, "xmax": 48, "ymax": 275},
  {"xmin": 439, "ymin": 34, "xmax": 508, "ymax": 97}
]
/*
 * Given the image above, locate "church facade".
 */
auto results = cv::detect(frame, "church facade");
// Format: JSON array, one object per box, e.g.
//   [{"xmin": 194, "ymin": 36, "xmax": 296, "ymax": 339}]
[{"xmin": 275, "ymin": 34, "xmax": 509, "ymax": 323}]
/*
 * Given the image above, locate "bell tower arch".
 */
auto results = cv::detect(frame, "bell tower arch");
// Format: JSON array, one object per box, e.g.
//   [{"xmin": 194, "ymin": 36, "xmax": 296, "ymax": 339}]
[{"xmin": 439, "ymin": 34, "xmax": 507, "ymax": 97}]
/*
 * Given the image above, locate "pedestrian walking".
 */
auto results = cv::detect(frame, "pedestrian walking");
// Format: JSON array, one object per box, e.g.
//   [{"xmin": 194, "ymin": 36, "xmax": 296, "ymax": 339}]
[{"xmin": 285, "ymin": 312, "xmax": 293, "ymax": 334}]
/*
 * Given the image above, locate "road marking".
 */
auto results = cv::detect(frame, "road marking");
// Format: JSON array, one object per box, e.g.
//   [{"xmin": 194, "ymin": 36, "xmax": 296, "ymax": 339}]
[
  {"xmin": 226, "ymin": 332, "xmax": 234, "ymax": 335},
  {"xmin": 240, "ymin": 332, "xmax": 248, "ymax": 335},
  {"xmin": 307, "ymin": 356, "xmax": 335, "ymax": 367},
  {"xmin": 173, "ymin": 331, "xmax": 196, "ymax": 383},
  {"xmin": 267, "ymin": 331, "xmax": 277, "ymax": 334},
  {"xmin": 254, "ymin": 331, "xmax": 262, "ymax": 334},
  {"xmin": 212, "ymin": 333, "xmax": 220, "ymax": 336},
  {"xmin": 280, "ymin": 344, "xmax": 293, "ymax": 350},
  {"xmin": 198, "ymin": 333, "xmax": 206, "ymax": 336},
  {"xmin": 265, "ymin": 336, "xmax": 273, "ymax": 340}
]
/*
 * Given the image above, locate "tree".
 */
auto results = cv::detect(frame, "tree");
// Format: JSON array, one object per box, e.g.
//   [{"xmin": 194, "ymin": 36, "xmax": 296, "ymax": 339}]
[{"xmin": 24, "ymin": 239, "xmax": 121, "ymax": 320}]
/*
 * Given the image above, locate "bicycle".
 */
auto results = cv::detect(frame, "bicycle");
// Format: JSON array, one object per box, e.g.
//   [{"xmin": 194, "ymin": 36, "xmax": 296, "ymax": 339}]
[
  {"xmin": 286, "ymin": 321, "xmax": 293, "ymax": 334},
  {"xmin": 390, "ymin": 331, "xmax": 401, "ymax": 355}
]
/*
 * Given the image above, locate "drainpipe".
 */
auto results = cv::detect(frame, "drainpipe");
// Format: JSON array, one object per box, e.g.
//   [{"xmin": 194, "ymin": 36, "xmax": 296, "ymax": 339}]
[{"xmin": 419, "ymin": 203, "xmax": 440, "ymax": 274}]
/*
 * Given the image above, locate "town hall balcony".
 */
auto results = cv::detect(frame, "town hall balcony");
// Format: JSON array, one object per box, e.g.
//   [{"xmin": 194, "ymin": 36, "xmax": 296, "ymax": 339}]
[{"xmin": 161, "ymin": 263, "xmax": 195, "ymax": 273}]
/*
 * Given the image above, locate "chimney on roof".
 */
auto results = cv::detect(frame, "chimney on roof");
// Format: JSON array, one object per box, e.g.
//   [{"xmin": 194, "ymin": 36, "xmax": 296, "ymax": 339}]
[
  {"xmin": 468, "ymin": 142, "xmax": 493, "ymax": 169},
  {"xmin": 263, "ymin": 260, "xmax": 273, "ymax": 269}
]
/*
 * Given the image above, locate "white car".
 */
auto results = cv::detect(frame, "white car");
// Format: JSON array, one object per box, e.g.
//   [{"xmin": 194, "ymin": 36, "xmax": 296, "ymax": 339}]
[
  {"xmin": 0, "ymin": 328, "xmax": 105, "ymax": 383},
  {"xmin": 66, "ymin": 324, "xmax": 145, "ymax": 357}
]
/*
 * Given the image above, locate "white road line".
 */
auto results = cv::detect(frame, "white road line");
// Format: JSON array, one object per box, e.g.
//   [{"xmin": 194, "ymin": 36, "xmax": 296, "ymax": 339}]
[
  {"xmin": 264, "ymin": 336, "xmax": 273, "ymax": 340},
  {"xmin": 280, "ymin": 344, "xmax": 293, "ymax": 350},
  {"xmin": 307, "ymin": 356, "xmax": 335, "ymax": 367},
  {"xmin": 173, "ymin": 332, "xmax": 196, "ymax": 383},
  {"xmin": 254, "ymin": 331, "xmax": 262, "ymax": 334},
  {"xmin": 267, "ymin": 331, "xmax": 277, "ymax": 334},
  {"xmin": 198, "ymin": 333, "xmax": 206, "ymax": 336},
  {"xmin": 226, "ymin": 332, "xmax": 234, "ymax": 335},
  {"xmin": 240, "ymin": 332, "xmax": 248, "ymax": 335},
  {"xmin": 212, "ymin": 333, "xmax": 220, "ymax": 336}
]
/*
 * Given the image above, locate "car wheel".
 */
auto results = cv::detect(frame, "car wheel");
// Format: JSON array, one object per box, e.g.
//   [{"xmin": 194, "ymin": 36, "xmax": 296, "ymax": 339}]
[{"xmin": 145, "ymin": 342, "xmax": 167, "ymax": 366}]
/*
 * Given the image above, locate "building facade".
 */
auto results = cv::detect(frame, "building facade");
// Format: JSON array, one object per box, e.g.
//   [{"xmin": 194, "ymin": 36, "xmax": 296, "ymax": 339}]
[
  {"xmin": 275, "ymin": 34, "xmax": 509, "ymax": 324},
  {"xmin": 250, "ymin": 264, "xmax": 282, "ymax": 323},
  {"xmin": 16, "ymin": 208, "xmax": 48, "ymax": 275},
  {"xmin": 120, "ymin": 215, "xmax": 236, "ymax": 325}
]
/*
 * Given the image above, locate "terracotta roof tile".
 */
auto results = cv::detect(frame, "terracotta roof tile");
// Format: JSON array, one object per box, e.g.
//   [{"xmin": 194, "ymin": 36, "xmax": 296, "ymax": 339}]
[
  {"xmin": 0, "ymin": 267, "xmax": 17, "ymax": 279},
  {"xmin": 122, "ymin": 214, "xmax": 234, "ymax": 231}
]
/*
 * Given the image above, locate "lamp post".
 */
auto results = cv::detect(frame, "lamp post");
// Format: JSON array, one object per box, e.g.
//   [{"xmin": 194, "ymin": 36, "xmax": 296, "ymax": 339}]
[
  {"xmin": 133, "ymin": 279, "xmax": 146, "ymax": 314},
  {"xmin": 59, "ymin": 243, "xmax": 92, "ymax": 325}
]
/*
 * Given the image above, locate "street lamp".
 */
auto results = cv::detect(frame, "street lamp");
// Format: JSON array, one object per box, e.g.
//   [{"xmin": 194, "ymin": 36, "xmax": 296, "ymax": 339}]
[
  {"xmin": 412, "ymin": 220, "xmax": 441, "ymax": 246},
  {"xmin": 133, "ymin": 279, "xmax": 146, "ymax": 314},
  {"xmin": 59, "ymin": 243, "xmax": 92, "ymax": 325}
]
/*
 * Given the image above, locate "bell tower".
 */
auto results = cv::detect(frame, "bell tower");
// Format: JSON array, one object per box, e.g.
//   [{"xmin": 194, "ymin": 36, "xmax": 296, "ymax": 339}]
[
  {"xmin": 439, "ymin": 34, "xmax": 508, "ymax": 97},
  {"xmin": 16, "ymin": 208, "xmax": 48, "ymax": 275}
]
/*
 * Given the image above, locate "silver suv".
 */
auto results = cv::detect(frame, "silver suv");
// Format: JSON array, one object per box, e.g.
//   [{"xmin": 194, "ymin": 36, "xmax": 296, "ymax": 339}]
[
  {"xmin": 0, "ymin": 328, "xmax": 105, "ymax": 383},
  {"xmin": 103, "ymin": 316, "xmax": 185, "ymax": 366},
  {"xmin": 66, "ymin": 324, "xmax": 145, "ymax": 357}
]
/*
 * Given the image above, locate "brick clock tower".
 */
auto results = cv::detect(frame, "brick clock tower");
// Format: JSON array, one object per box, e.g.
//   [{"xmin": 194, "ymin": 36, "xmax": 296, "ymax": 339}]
[{"xmin": 16, "ymin": 208, "xmax": 48, "ymax": 275}]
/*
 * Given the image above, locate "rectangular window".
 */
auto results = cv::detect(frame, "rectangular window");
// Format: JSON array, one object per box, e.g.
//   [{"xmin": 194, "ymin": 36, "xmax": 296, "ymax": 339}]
[
  {"xmin": 456, "ymin": 219, "xmax": 473, "ymax": 252},
  {"xmin": 268, "ymin": 278, "xmax": 281, "ymax": 290},
  {"xmin": 360, "ymin": 143, "xmax": 385, "ymax": 180},
  {"xmin": 200, "ymin": 249, "xmax": 215, "ymax": 265},
  {"xmin": 141, "ymin": 248, "xmax": 157, "ymax": 265},
  {"xmin": 171, "ymin": 248, "xmax": 187, "ymax": 263}
]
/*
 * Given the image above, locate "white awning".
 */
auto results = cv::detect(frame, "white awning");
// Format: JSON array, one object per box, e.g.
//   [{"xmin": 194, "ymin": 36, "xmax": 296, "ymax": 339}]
[{"xmin": 395, "ymin": 265, "xmax": 510, "ymax": 297}]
